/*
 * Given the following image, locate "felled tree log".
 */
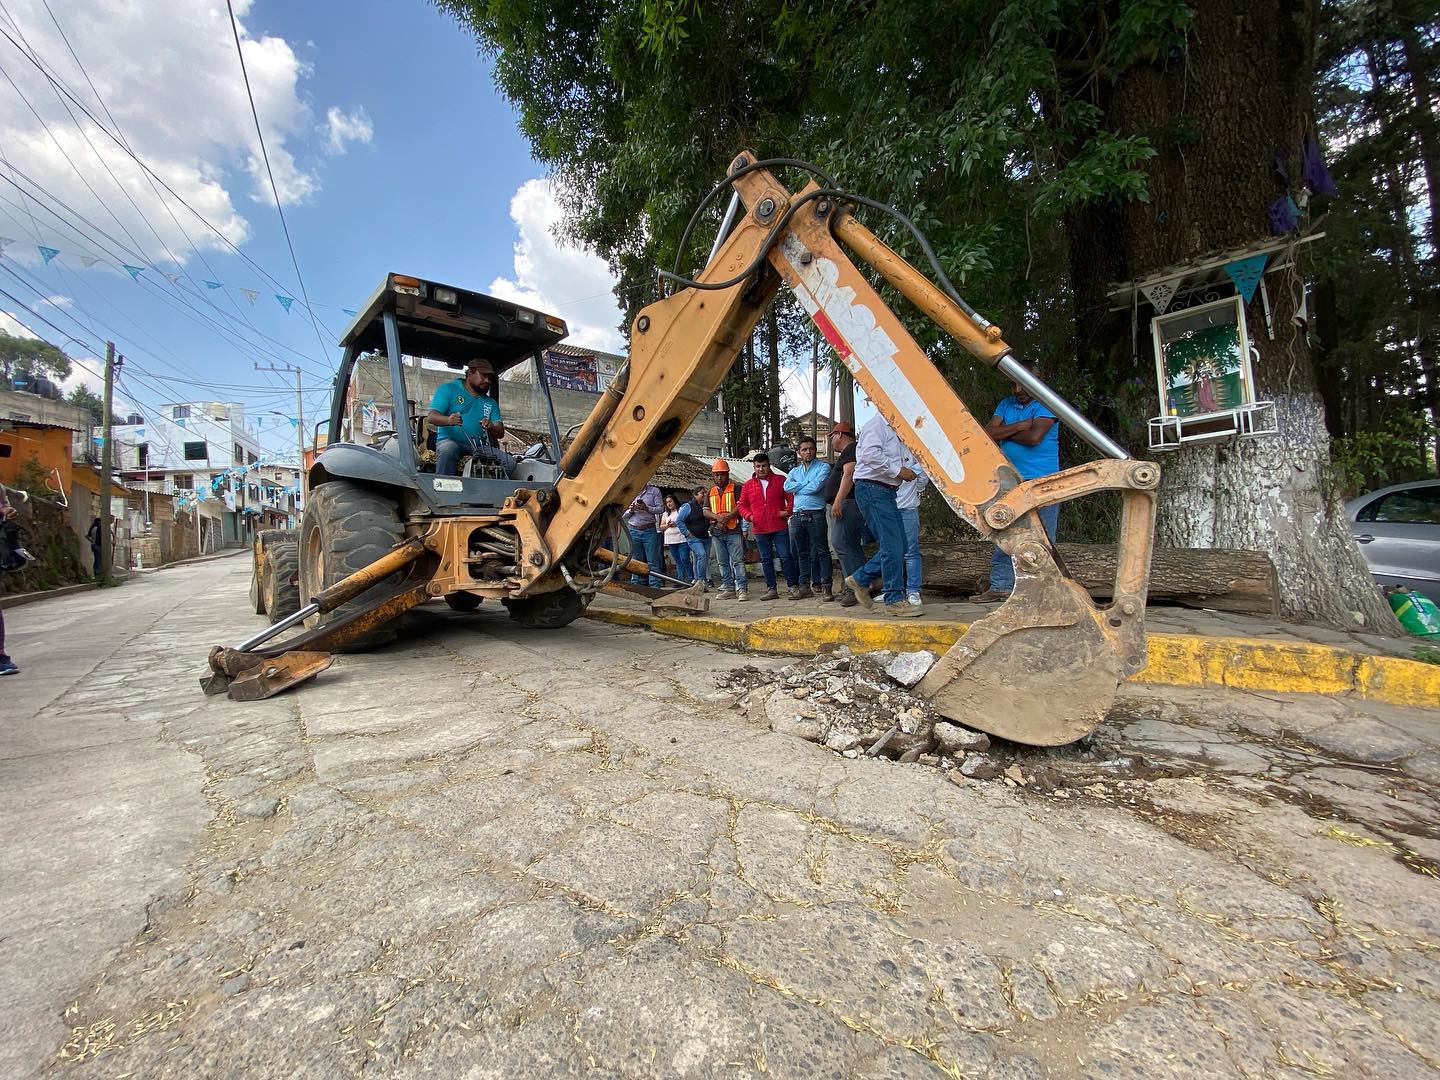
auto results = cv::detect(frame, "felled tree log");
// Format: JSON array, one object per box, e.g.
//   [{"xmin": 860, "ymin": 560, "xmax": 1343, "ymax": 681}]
[{"xmin": 921, "ymin": 541, "xmax": 1278, "ymax": 615}]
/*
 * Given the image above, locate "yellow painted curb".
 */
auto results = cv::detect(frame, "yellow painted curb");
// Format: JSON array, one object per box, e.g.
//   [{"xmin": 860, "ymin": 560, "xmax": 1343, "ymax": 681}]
[{"xmin": 584, "ymin": 607, "xmax": 1440, "ymax": 709}]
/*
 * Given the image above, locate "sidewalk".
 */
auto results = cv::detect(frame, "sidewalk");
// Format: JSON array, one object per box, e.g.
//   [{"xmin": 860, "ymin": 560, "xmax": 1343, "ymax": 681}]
[{"xmin": 586, "ymin": 590, "xmax": 1440, "ymax": 709}]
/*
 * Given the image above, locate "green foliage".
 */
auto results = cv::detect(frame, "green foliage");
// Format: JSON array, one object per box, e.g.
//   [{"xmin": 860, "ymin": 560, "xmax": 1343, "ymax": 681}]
[
  {"xmin": 66, "ymin": 384, "xmax": 104, "ymax": 425},
  {"xmin": 1329, "ymin": 415, "xmax": 1433, "ymax": 498},
  {"xmin": 0, "ymin": 330, "xmax": 71, "ymax": 382},
  {"xmin": 1413, "ymin": 645, "xmax": 1440, "ymax": 665}
]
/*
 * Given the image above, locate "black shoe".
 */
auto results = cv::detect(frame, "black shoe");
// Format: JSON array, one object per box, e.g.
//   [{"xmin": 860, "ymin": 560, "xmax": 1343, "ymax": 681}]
[{"xmin": 838, "ymin": 592, "xmax": 859, "ymax": 608}]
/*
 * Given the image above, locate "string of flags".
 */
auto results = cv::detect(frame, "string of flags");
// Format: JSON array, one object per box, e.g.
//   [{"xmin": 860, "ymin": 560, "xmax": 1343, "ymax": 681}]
[
  {"xmin": 172, "ymin": 453, "xmax": 303, "ymax": 511},
  {"xmin": 0, "ymin": 237, "xmax": 359, "ymax": 317}
]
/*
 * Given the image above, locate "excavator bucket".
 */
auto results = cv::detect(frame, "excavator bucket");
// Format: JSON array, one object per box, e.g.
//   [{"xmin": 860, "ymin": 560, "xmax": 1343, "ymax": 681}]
[{"xmin": 916, "ymin": 575, "xmax": 1121, "ymax": 746}]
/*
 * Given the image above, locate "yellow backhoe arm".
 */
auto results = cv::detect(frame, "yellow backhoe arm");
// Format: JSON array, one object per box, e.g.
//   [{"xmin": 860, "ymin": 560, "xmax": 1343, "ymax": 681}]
[{"xmin": 543, "ymin": 153, "xmax": 1160, "ymax": 746}]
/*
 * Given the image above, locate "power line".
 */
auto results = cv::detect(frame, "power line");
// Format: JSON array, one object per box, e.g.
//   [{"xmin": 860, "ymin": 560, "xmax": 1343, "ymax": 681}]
[{"xmin": 223, "ymin": 0, "xmax": 333, "ymax": 376}]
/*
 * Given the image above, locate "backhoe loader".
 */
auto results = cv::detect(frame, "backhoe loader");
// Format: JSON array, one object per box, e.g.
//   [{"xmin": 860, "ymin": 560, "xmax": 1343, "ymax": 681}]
[{"xmin": 205, "ymin": 152, "xmax": 1159, "ymax": 746}]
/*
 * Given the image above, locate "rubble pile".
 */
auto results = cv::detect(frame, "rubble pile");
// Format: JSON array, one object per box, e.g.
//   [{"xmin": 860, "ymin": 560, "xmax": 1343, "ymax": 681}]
[{"xmin": 718, "ymin": 647, "xmax": 1016, "ymax": 780}]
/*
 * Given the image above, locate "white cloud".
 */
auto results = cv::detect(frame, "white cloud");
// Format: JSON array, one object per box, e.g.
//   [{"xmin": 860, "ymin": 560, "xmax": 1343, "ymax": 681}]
[
  {"xmin": 36, "ymin": 293, "xmax": 71, "ymax": 309},
  {"xmin": 0, "ymin": 0, "xmax": 363, "ymax": 266},
  {"xmin": 488, "ymin": 179, "xmax": 625, "ymax": 353},
  {"xmin": 0, "ymin": 310, "xmax": 38, "ymax": 339},
  {"xmin": 324, "ymin": 106, "xmax": 373, "ymax": 155}
]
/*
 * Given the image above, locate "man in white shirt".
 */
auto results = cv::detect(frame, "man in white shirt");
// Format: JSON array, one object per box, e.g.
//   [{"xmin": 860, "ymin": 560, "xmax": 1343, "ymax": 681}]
[
  {"xmin": 896, "ymin": 447, "xmax": 929, "ymax": 607},
  {"xmin": 843, "ymin": 415, "xmax": 922, "ymax": 617}
]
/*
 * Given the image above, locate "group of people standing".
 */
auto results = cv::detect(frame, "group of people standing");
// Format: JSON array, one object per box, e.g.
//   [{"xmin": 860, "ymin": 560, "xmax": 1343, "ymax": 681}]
[
  {"xmin": 620, "ymin": 421, "xmax": 931, "ymax": 615},
  {"xmin": 620, "ymin": 377, "xmax": 1062, "ymax": 616}
]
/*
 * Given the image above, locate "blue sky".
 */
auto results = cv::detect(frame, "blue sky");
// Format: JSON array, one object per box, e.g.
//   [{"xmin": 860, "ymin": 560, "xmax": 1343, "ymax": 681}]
[{"xmin": 0, "ymin": 0, "xmax": 630, "ymax": 462}]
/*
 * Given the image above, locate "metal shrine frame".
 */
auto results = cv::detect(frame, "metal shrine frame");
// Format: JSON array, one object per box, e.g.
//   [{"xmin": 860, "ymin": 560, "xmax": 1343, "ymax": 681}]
[{"xmin": 1146, "ymin": 294, "xmax": 1277, "ymax": 451}]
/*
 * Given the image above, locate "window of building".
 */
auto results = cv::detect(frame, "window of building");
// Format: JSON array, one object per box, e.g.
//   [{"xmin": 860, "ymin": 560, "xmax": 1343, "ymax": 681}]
[
  {"xmin": 172, "ymin": 405, "xmax": 190, "ymax": 420},
  {"xmin": 248, "ymin": 450, "xmax": 257, "ymax": 465},
  {"xmin": 183, "ymin": 441, "xmax": 208, "ymax": 460},
  {"xmin": 137, "ymin": 443, "xmax": 148, "ymax": 468},
  {"xmin": 233, "ymin": 442, "xmax": 244, "ymax": 464},
  {"xmin": 173, "ymin": 473, "xmax": 193, "ymax": 491}
]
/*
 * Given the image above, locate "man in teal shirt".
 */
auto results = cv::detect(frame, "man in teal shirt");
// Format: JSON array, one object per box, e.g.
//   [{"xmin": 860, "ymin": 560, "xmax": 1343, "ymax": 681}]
[
  {"xmin": 426, "ymin": 357, "xmax": 518, "ymax": 476},
  {"xmin": 784, "ymin": 436, "xmax": 835, "ymax": 598}
]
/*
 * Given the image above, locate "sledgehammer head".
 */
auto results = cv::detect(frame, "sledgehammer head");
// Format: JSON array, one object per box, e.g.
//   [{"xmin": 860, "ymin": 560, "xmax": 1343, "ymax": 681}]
[{"xmin": 650, "ymin": 581, "xmax": 708, "ymax": 615}]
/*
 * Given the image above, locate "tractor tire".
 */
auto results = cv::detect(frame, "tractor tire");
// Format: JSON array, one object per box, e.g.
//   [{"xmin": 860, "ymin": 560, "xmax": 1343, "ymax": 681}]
[
  {"xmin": 251, "ymin": 528, "xmax": 293, "ymax": 615},
  {"xmin": 503, "ymin": 586, "xmax": 589, "ymax": 629},
  {"xmin": 298, "ymin": 481, "xmax": 406, "ymax": 651},
  {"xmin": 445, "ymin": 591, "xmax": 483, "ymax": 612},
  {"xmin": 266, "ymin": 539, "xmax": 302, "ymax": 622}
]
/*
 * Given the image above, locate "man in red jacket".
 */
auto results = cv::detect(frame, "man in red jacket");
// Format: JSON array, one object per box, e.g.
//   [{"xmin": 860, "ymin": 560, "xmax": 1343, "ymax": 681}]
[{"xmin": 737, "ymin": 452, "xmax": 803, "ymax": 600}]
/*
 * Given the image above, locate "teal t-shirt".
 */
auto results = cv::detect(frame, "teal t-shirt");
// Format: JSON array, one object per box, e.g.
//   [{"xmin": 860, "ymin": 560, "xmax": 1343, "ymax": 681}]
[
  {"xmin": 430, "ymin": 380, "xmax": 502, "ymax": 444},
  {"xmin": 994, "ymin": 395, "xmax": 1059, "ymax": 479}
]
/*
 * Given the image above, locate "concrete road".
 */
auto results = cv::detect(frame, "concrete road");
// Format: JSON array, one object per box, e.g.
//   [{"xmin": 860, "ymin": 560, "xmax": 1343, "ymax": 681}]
[{"xmin": 3, "ymin": 555, "xmax": 1439, "ymax": 1078}]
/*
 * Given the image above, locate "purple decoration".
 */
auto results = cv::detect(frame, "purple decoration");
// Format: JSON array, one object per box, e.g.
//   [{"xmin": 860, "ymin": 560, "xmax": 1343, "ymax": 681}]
[
  {"xmin": 1268, "ymin": 195, "xmax": 1298, "ymax": 235},
  {"xmin": 1302, "ymin": 137, "xmax": 1339, "ymax": 196}
]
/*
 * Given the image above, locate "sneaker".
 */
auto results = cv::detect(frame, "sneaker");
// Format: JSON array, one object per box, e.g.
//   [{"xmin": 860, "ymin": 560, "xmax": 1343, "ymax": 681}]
[
  {"xmin": 843, "ymin": 574, "xmax": 874, "ymax": 610},
  {"xmin": 736, "ymin": 591, "xmax": 749, "ymax": 603},
  {"xmin": 907, "ymin": 593, "xmax": 923, "ymax": 607},
  {"xmin": 787, "ymin": 586, "xmax": 806, "ymax": 600},
  {"xmin": 760, "ymin": 588, "xmax": 779, "ymax": 602},
  {"xmin": 715, "ymin": 589, "xmax": 736, "ymax": 600},
  {"xmin": 0, "ymin": 657, "xmax": 17, "ymax": 676},
  {"xmin": 15, "ymin": 546, "xmax": 36, "ymax": 564},
  {"xmin": 887, "ymin": 600, "xmax": 922, "ymax": 618},
  {"xmin": 838, "ymin": 592, "xmax": 858, "ymax": 608}
]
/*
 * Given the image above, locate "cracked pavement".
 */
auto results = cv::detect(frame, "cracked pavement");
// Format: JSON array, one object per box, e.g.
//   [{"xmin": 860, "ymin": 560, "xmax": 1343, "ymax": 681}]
[{"xmin": 3, "ymin": 555, "xmax": 1439, "ymax": 1078}]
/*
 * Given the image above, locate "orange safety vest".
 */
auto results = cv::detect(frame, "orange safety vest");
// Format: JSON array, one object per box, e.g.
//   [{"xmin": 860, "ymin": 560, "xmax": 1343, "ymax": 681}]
[{"xmin": 709, "ymin": 483, "xmax": 740, "ymax": 530}]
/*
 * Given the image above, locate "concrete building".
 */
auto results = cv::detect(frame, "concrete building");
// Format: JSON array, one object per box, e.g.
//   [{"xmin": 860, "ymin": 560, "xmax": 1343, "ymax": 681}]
[
  {"xmin": 113, "ymin": 402, "xmax": 266, "ymax": 547},
  {"xmin": 345, "ymin": 344, "xmax": 727, "ymax": 459}
]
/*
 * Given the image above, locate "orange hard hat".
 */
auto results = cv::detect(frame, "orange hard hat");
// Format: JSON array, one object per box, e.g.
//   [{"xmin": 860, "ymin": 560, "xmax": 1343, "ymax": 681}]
[{"xmin": 711, "ymin": 459, "xmax": 730, "ymax": 473}]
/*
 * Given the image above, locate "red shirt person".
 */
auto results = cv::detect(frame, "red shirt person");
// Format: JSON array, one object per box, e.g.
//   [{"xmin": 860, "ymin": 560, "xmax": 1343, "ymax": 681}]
[{"xmin": 736, "ymin": 452, "xmax": 803, "ymax": 601}]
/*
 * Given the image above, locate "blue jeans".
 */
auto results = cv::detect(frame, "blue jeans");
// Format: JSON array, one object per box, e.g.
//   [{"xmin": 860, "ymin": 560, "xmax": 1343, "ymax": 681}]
[
  {"xmin": 667, "ymin": 542, "xmax": 693, "ymax": 582},
  {"xmin": 852, "ymin": 480, "xmax": 907, "ymax": 605},
  {"xmin": 711, "ymin": 530, "xmax": 746, "ymax": 592},
  {"xmin": 436, "ymin": 437, "xmax": 518, "ymax": 476},
  {"xmin": 753, "ymin": 529, "xmax": 797, "ymax": 590},
  {"xmin": 828, "ymin": 499, "xmax": 866, "ymax": 580},
  {"xmin": 685, "ymin": 537, "xmax": 710, "ymax": 584},
  {"xmin": 899, "ymin": 507, "xmax": 922, "ymax": 596},
  {"xmin": 627, "ymin": 525, "xmax": 664, "ymax": 586},
  {"xmin": 989, "ymin": 505, "xmax": 1060, "ymax": 592},
  {"xmin": 789, "ymin": 509, "xmax": 832, "ymax": 588}
]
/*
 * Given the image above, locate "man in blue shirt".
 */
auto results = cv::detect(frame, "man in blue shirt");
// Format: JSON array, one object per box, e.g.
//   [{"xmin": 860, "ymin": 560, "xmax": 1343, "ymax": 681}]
[
  {"xmin": 783, "ymin": 436, "xmax": 834, "ymax": 599},
  {"xmin": 973, "ymin": 379, "xmax": 1061, "ymax": 603},
  {"xmin": 425, "ymin": 357, "xmax": 518, "ymax": 476}
]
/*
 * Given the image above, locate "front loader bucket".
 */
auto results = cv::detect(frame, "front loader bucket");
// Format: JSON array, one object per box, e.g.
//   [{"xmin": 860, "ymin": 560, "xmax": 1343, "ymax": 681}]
[{"xmin": 915, "ymin": 573, "xmax": 1122, "ymax": 747}]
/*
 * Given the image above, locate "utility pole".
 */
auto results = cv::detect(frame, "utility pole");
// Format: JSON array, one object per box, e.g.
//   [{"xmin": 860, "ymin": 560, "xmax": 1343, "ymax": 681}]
[
  {"xmin": 810, "ymin": 332, "xmax": 820, "ymax": 444},
  {"xmin": 98, "ymin": 342, "xmax": 118, "ymax": 580},
  {"xmin": 254, "ymin": 362, "xmax": 305, "ymax": 491}
]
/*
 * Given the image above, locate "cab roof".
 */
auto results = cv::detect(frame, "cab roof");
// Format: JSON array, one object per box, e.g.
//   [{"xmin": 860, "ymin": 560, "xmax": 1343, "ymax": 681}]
[{"xmin": 338, "ymin": 273, "xmax": 570, "ymax": 373}]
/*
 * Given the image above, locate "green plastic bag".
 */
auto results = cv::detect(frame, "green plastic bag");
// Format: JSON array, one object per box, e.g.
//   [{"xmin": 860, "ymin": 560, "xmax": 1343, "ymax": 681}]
[{"xmin": 1389, "ymin": 590, "xmax": 1440, "ymax": 639}]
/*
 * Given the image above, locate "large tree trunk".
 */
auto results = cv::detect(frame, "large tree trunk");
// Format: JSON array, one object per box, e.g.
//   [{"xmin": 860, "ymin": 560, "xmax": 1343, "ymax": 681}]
[{"xmin": 1064, "ymin": 0, "xmax": 1399, "ymax": 633}]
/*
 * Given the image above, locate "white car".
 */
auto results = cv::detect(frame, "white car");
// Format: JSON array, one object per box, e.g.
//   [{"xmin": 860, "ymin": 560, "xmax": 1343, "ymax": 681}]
[{"xmin": 1346, "ymin": 479, "xmax": 1440, "ymax": 605}]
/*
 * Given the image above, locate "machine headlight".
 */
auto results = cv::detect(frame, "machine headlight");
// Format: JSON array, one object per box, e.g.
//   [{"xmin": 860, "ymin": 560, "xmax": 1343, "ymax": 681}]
[
  {"xmin": 516, "ymin": 309, "xmax": 536, "ymax": 324},
  {"xmin": 432, "ymin": 286, "xmax": 458, "ymax": 306}
]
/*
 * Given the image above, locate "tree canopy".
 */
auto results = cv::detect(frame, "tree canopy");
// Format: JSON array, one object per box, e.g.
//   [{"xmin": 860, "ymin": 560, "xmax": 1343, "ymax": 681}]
[{"xmin": 0, "ymin": 330, "xmax": 71, "ymax": 383}]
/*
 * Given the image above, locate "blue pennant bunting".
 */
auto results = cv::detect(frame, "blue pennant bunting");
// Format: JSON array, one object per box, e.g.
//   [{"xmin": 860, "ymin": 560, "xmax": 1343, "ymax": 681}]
[
  {"xmin": 1224, "ymin": 254, "xmax": 1269, "ymax": 304},
  {"xmin": 204, "ymin": 280, "xmax": 223, "ymax": 289},
  {"xmin": 38, "ymin": 245, "xmax": 59, "ymax": 264},
  {"xmin": 342, "ymin": 308, "xmax": 357, "ymax": 317},
  {"xmin": 275, "ymin": 294, "xmax": 294, "ymax": 312},
  {"xmin": 123, "ymin": 264, "xmax": 145, "ymax": 280}
]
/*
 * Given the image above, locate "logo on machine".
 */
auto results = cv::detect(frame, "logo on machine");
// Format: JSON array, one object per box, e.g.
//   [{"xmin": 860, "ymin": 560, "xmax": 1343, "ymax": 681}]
[{"xmin": 432, "ymin": 478, "xmax": 463, "ymax": 492}]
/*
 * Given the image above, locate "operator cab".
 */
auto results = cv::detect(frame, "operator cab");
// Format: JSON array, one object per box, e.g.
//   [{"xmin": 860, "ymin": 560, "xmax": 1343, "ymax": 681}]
[{"xmin": 320, "ymin": 273, "xmax": 570, "ymax": 515}]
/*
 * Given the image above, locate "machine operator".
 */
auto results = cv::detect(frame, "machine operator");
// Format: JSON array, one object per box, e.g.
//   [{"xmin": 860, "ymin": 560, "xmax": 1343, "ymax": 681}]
[{"xmin": 426, "ymin": 357, "xmax": 519, "ymax": 476}]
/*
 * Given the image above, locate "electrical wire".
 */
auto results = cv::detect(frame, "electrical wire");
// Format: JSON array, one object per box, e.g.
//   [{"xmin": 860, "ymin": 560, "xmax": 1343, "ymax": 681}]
[{"xmin": 223, "ymin": 0, "xmax": 334, "ymax": 376}]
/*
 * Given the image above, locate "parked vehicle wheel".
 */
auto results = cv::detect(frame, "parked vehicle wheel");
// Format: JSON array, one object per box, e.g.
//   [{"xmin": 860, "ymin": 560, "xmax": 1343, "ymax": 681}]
[
  {"xmin": 502, "ymin": 586, "xmax": 589, "ymax": 629},
  {"xmin": 266, "ymin": 539, "xmax": 302, "ymax": 622},
  {"xmin": 299, "ymin": 481, "xmax": 405, "ymax": 651},
  {"xmin": 250, "ymin": 528, "xmax": 292, "ymax": 615},
  {"xmin": 445, "ymin": 591, "xmax": 483, "ymax": 612}
]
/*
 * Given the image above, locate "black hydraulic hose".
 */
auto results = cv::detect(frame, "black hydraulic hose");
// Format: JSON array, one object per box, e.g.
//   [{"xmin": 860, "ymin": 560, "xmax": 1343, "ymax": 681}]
[{"xmin": 662, "ymin": 178, "xmax": 988, "ymax": 326}]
